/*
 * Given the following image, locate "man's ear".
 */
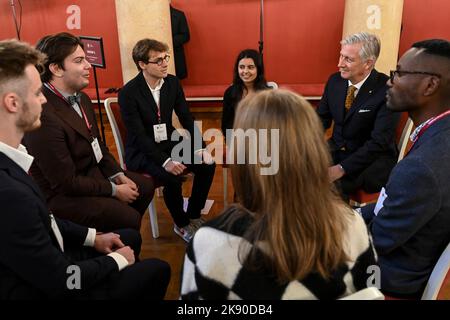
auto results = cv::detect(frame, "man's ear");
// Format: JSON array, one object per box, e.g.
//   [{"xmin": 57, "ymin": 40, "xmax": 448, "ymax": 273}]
[
  {"xmin": 138, "ymin": 61, "xmax": 146, "ymax": 71},
  {"xmin": 423, "ymin": 76, "xmax": 440, "ymax": 96},
  {"xmin": 364, "ymin": 58, "xmax": 375, "ymax": 71},
  {"xmin": 2, "ymin": 92, "xmax": 21, "ymax": 113},
  {"xmin": 49, "ymin": 63, "xmax": 64, "ymax": 78}
]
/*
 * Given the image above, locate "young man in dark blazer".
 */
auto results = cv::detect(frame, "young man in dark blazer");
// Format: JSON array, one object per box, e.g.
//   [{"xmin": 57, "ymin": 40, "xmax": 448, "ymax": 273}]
[
  {"xmin": 362, "ymin": 39, "xmax": 450, "ymax": 298},
  {"xmin": 23, "ymin": 33, "xmax": 154, "ymax": 232},
  {"xmin": 0, "ymin": 39, "xmax": 169, "ymax": 299},
  {"xmin": 118, "ymin": 39, "xmax": 215, "ymax": 242},
  {"xmin": 317, "ymin": 32, "xmax": 400, "ymax": 196}
]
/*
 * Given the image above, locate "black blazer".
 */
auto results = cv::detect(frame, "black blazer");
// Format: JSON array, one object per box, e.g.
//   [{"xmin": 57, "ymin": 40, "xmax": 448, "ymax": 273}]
[
  {"xmin": 0, "ymin": 153, "xmax": 118, "ymax": 299},
  {"xmin": 317, "ymin": 69, "xmax": 400, "ymax": 175},
  {"xmin": 118, "ymin": 73, "xmax": 203, "ymax": 171},
  {"xmin": 170, "ymin": 6, "xmax": 190, "ymax": 79}
]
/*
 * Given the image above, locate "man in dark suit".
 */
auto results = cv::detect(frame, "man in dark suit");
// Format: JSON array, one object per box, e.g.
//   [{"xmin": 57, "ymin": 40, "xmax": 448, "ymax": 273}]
[
  {"xmin": 0, "ymin": 39, "xmax": 170, "ymax": 299},
  {"xmin": 23, "ymin": 33, "xmax": 154, "ymax": 232},
  {"xmin": 118, "ymin": 39, "xmax": 215, "ymax": 242},
  {"xmin": 318, "ymin": 32, "xmax": 400, "ymax": 196},
  {"xmin": 170, "ymin": 0, "xmax": 190, "ymax": 79},
  {"xmin": 362, "ymin": 39, "xmax": 450, "ymax": 298}
]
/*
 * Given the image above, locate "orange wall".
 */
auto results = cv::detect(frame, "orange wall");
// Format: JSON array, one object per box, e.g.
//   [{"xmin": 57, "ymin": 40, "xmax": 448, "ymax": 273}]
[
  {"xmin": 0, "ymin": 0, "xmax": 122, "ymax": 93},
  {"xmin": 1, "ymin": 0, "xmax": 449, "ymax": 96}
]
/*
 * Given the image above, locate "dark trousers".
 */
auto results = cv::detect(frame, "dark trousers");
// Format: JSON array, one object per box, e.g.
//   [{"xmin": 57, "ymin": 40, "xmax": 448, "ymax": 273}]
[
  {"xmin": 143, "ymin": 160, "xmax": 216, "ymax": 228},
  {"xmin": 48, "ymin": 171, "xmax": 154, "ymax": 232},
  {"xmin": 66, "ymin": 229, "xmax": 170, "ymax": 300}
]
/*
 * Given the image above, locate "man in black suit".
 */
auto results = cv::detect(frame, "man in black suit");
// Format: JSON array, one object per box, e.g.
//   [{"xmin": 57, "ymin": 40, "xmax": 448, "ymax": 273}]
[
  {"xmin": 318, "ymin": 32, "xmax": 400, "ymax": 196},
  {"xmin": 0, "ymin": 39, "xmax": 170, "ymax": 299},
  {"xmin": 118, "ymin": 39, "xmax": 215, "ymax": 242},
  {"xmin": 170, "ymin": 0, "xmax": 190, "ymax": 79}
]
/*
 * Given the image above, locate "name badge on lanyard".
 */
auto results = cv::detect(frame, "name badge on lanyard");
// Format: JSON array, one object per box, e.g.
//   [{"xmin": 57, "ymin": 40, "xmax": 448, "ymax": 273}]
[
  {"xmin": 91, "ymin": 138, "xmax": 103, "ymax": 163},
  {"xmin": 153, "ymin": 123, "xmax": 168, "ymax": 143}
]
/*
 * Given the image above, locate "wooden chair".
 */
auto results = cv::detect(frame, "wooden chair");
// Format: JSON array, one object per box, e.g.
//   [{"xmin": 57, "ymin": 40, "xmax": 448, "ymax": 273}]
[
  {"xmin": 349, "ymin": 112, "xmax": 414, "ymax": 207},
  {"xmin": 104, "ymin": 97, "xmax": 160, "ymax": 238}
]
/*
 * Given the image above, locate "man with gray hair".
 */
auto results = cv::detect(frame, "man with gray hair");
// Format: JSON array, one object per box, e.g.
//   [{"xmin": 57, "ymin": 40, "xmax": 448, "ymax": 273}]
[{"xmin": 318, "ymin": 32, "xmax": 400, "ymax": 197}]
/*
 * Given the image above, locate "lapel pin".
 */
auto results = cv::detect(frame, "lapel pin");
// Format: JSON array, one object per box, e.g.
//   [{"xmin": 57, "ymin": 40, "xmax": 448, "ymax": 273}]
[{"xmin": 369, "ymin": 90, "xmax": 373, "ymax": 94}]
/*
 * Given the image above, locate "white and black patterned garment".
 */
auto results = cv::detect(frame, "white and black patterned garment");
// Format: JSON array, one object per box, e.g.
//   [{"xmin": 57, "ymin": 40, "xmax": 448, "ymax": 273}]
[{"xmin": 181, "ymin": 208, "xmax": 377, "ymax": 300}]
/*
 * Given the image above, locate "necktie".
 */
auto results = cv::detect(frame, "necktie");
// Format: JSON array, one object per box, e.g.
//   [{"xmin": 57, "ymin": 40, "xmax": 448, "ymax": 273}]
[
  {"xmin": 67, "ymin": 93, "xmax": 82, "ymax": 106},
  {"xmin": 345, "ymin": 85, "xmax": 357, "ymax": 112}
]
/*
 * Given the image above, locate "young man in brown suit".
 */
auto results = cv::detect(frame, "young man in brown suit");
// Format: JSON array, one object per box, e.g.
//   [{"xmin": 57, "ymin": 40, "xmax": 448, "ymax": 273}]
[{"xmin": 24, "ymin": 33, "xmax": 154, "ymax": 232}]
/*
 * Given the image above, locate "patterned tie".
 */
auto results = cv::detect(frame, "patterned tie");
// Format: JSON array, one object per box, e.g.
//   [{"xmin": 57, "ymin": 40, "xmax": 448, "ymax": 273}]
[
  {"xmin": 345, "ymin": 85, "xmax": 357, "ymax": 112},
  {"xmin": 67, "ymin": 93, "xmax": 82, "ymax": 105}
]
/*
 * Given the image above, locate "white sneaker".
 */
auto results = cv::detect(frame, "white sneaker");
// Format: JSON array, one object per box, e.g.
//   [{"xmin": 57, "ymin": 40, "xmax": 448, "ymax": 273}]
[
  {"xmin": 190, "ymin": 217, "xmax": 206, "ymax": 230},
  {"xmin": 174, "ymin": 224, "xmax": 196, "ymax": 243}
]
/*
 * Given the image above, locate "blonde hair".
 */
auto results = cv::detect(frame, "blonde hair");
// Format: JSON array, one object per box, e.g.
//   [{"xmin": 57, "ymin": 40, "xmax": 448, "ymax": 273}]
[{"xmin": 230, "ymin": 89, "xmax": 350, "ymax": 282}]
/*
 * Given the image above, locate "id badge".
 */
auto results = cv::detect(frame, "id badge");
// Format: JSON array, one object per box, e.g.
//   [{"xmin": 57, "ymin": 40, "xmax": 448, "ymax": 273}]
[
  {"xmin": 153, "ymin": 123, "xmax": 168, "ymax": 143},
  {"xmin": 374, "ymin": 187, "xmax": 387, "ymax": 216},
  {"xmin": 91, "ymin": 138, "xmax": 103, "ymax": 163}
]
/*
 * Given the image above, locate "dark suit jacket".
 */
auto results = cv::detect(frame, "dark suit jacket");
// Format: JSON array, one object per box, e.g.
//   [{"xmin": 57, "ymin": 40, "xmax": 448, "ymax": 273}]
[
  {"xmin": 362, "ymin": 116, "xmax": 450, "ymax": 296},
  {"xmin": 0, "ymin": 152, "xmax": 118, "ymax": 299},
  {"xmin": 23, "ymin": 86, "xmax": 122, "ymax": 201},
  {"xmin": 118, "ymin": 73, "xmax": 203, "ymax": 171},
  {"xmin": 317, "ymin": 70, "xmax": 400, "ymax": 176},
  {"xmin": 171, "ymin": 6, "xmax": 190, "ymax": 79}
]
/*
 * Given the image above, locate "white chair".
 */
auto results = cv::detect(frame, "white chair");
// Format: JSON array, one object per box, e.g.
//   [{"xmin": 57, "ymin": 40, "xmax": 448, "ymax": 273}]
[
  {"xmin": 340, "ymin": 287, "xmax": 385, "ymax": 300},
  {"xmin": 267, "ymin": 81, "xmax": 278, "ymax": 89},
  {"xmin": 421, "ymin": 242, "xmax": 450, "ymax": 300},
  {"xmin": 104, "ymin": 97, "xmax": 160, "ymax": 238}
]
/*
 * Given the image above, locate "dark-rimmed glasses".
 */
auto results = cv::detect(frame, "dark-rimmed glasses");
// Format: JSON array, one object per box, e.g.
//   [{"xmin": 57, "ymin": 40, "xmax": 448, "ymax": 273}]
[
  {"xmin": 147, "ymin": 54, "xmax": 170, "ymax": 66},
  {"xmin": 390, "ymin": 70, "xmax": 441, "ymax": 83}
]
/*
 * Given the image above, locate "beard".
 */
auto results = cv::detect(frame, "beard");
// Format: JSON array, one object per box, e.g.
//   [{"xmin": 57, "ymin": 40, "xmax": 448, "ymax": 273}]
[{"xmin": 16, "ymin": 101, "xmax": 41, "ymax": 132}]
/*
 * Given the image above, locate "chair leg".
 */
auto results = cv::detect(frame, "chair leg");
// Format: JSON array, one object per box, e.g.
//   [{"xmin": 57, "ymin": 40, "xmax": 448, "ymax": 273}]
[
  {"xmin": 223, "ymin": 167, "xmax": 228, "ymax": 207},
  {"xmin": 148, "ymin": 195, "xmax": 159, "ymax": 238}
]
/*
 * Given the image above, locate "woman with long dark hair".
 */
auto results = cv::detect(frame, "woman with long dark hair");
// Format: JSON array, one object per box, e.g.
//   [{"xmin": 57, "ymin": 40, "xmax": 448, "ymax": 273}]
[{"xmin": 221, "ymin": 49, "xmax": 270, "ymax": 138}]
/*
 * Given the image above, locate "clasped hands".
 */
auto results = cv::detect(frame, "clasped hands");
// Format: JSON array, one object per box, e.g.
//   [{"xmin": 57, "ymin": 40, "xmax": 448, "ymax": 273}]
[{"xmin": 94, "ymin": 232, "xmax": 135, "ymax": 265}]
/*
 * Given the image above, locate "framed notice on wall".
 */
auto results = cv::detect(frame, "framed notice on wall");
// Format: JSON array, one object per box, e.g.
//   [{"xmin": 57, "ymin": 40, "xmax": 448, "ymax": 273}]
[{"xmin": 79, "ymin": 36, "xmax": 106, "ymax": 68}]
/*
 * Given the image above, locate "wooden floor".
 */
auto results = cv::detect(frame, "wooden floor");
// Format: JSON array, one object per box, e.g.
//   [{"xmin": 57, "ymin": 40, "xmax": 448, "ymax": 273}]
[{"xmin": 102, "ymin": 110, "xmax": 230, "ymax": 300}]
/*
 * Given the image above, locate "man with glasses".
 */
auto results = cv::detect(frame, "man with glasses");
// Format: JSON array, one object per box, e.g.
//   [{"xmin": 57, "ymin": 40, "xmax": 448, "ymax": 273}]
[
  {"xmin": 118, "ymin": 39, "xmax": 215, "ymax": 242},
  {"xmin": 318, "ymin": 32, "xmax": 400, "ymax": 198},
  {"xmin": 362, "ymin": 39, "xmax": 450, "ymax": 298}
]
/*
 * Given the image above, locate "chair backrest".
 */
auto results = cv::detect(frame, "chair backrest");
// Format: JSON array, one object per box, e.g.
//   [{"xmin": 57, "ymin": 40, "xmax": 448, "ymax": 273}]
[
  {"xmin": 340, "ymin": 287, "xmax": 385, "ymax": 300},
  {"xmin": 395, "ymin": 112, "xmax": 414, "ymax": 162},
  {"xmin": 267, "ymin": 81, "xmax": 278, "ymax": 89},
  {"xmin": 421, "ymin": 242, "xmax": 450, "ymax": 300},
  {"xmin": 104, "ymin": 97, "xmax": 126, "ymax": 170}
]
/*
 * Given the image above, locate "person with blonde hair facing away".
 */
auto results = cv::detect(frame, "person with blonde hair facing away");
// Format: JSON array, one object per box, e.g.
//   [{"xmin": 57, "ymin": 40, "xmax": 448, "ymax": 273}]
[{"xmin": 181, "ymin": 90, "xmax": 377, "ymax": 300}]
